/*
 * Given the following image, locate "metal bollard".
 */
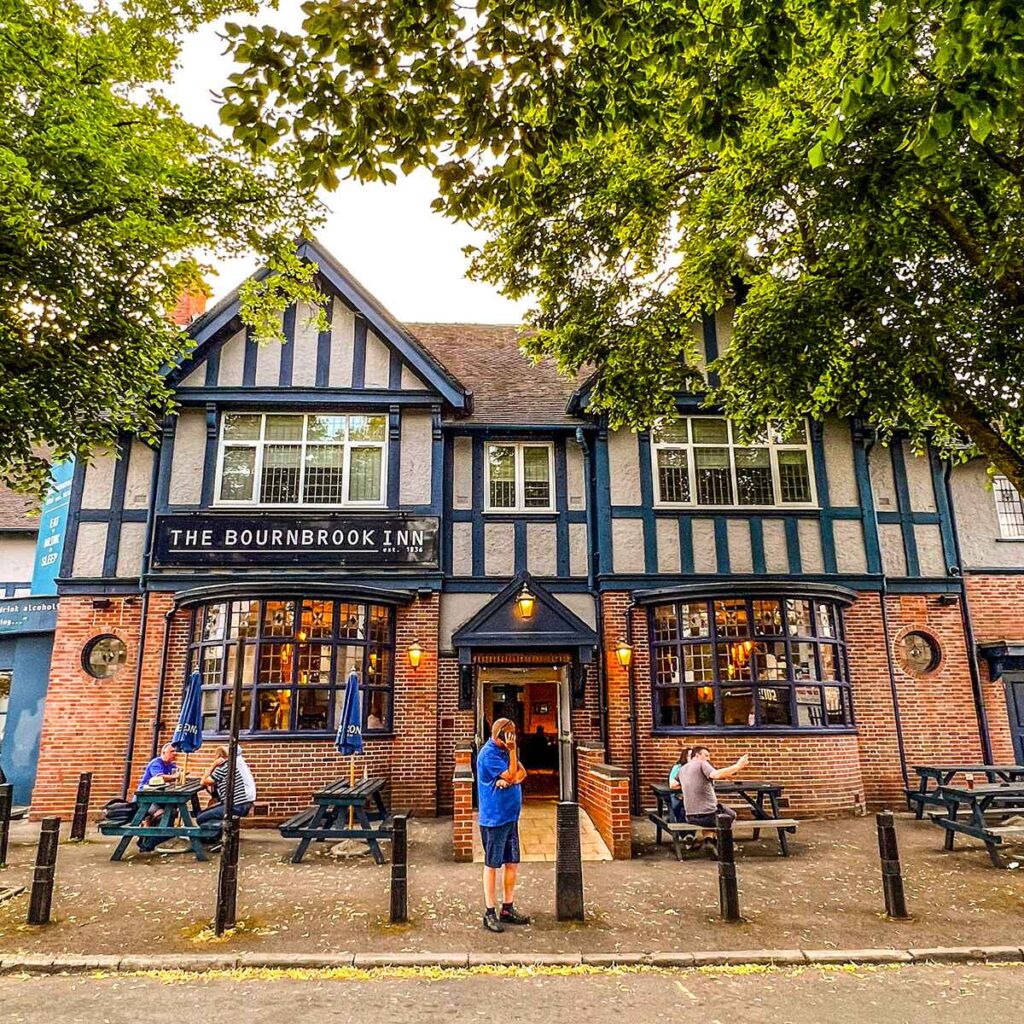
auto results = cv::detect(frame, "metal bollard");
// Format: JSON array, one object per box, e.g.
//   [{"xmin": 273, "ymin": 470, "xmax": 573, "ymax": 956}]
[
  {"xmin": 389, "ymin": 814, "xmax": 408, "ymax": 924},
  {"xmin": 0, "ymin": 784, "xmax": 12, "ymax": 868},
  {"xmin": 70, "ymin": 772, "xmax": 93, "ymax": 842},
  {"xmin": 717, "ymin": 813, "xmax": 741, "ymax": 922},
  {"xmin": 876, "ymin": 810, "xmax": 909, "ymax": 919},
  {"xmin": 27, "ymin": 817, "xmax": 60, "ymax": 925},
  {"xmin": 555, "ymin": 801, "xmax": 585, "ymax": 922},
  {"xmin": 214, "ymin": 816, "xmax": 240, "ymax": 935}
]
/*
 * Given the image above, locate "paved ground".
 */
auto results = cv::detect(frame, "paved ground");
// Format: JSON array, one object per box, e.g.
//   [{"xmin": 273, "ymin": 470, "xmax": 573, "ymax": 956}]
[
  {"xmin": 2, "ymin": 963, "xmax": 1024, "ymax": 1023},
  {"xmin": 1, "ymin": 812, "xmax": 1022, "ymax": 955},
  {"xmin": 472, "ymin": 801, "xmax": 612, "ymax": 862}
]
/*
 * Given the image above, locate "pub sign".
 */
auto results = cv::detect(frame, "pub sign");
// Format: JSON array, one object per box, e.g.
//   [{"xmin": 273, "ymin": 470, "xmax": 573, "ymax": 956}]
[{"xmin": 153, "ymin": 513, "xmax": 439, "ymax": 568}]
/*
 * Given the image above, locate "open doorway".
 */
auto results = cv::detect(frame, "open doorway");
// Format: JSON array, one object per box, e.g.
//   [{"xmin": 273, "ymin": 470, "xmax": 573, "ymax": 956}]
[{"xmin": 476, "ymin": 665, "xmax": 566, "ymax": 800}]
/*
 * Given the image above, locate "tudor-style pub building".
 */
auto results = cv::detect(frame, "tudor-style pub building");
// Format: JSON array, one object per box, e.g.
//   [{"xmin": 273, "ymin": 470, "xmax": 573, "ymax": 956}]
[{"xmin": 27, "ymin": 239, "xmax": 1024, "ymax": 856}]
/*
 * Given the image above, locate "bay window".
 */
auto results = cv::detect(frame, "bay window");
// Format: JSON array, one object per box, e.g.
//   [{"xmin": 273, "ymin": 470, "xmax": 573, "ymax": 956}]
[
  {"xmin": 652, "ymin": 417, "xmax": 815, "ymax": 508},
  {"xmin": 649, "ymin": 594, "xmax": 853, "ymax": 732},
  {"xmin": 189, "ymin": 596, "xmax": 395, "ymax": 735},
  {"xmin": 216, "ymin": 413, "xmax": 386, "ymax": 506}
]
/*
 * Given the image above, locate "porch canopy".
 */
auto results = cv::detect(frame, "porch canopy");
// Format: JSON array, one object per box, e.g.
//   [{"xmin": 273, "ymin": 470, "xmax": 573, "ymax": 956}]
[{"xmin": 452, "ymin": 572, "xmax": 598, "ymax": 665}]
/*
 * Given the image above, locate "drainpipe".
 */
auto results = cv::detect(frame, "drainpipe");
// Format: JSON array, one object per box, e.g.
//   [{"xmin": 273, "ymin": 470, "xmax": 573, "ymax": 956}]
[
  {"xmin": 866, "ymin": 433, "xmax": 910, "ymax": 790},
  {"xmin": 943, "ymin": 460, "xmax": 994, "ymax": 763},
  {"xmin": 148, "ymin": 607, "xmax": 176, "ymax": 762},
  {"xmin": 624, "ymin": 598, "xmax": 643, "ymax": 815},
  {"xmin": 120, "ymin": 438, "xmax": 162, "ymax": 798},
  {"xmin": 575, "ymin": 426, "xmax": 608, "ymax": 750}
]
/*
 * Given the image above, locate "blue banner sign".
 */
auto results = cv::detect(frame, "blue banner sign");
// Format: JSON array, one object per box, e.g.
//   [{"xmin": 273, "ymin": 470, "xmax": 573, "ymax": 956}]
[
  {"xmin": 0, "ymin": 597, "xmax": 58, "ymax": 636},
  {"xmin": 30, "ymin": 460, "xmax": 74, "ymax": 596}
]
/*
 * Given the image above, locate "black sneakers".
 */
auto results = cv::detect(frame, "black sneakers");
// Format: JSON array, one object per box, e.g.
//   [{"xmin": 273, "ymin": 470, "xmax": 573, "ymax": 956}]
[
  {"xmin": 499, "ymin": 906, "xmax": 530, "ymax": 926},
  {"xmin": 483, "ymin": 910, "xmax": 504, "ymax": 933}
]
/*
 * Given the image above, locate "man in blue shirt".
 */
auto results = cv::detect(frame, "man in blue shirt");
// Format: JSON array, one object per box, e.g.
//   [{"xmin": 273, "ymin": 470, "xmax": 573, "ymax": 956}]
[
  {"xmin": 135, "ymin": 743, "xmax": 179, "ymax": 850},
  {"xmin": 138, "ymin": 744, "xmax": 179, "ymax": 790},
  {"xmin": 476, "ymin": 718, "xmax": 529, "ymax": 932}
]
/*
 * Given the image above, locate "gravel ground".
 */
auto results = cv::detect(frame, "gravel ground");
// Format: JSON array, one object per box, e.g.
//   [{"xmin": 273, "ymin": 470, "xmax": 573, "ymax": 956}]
[
  {"xmin": 3, "ymin": 962, "xmax": 1024, "ymax": 1024},
  {"xmin": 0, "ymin": 812, "xmax": 1022, "ymax": 955}
]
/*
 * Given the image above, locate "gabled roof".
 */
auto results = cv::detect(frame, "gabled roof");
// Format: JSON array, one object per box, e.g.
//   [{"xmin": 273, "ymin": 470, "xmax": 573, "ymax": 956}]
[
  {"xmin": 0, "ymin": 482, "xmax": 37, "ymax": 532},
  {"xmin": 452, "ymin": 572, "xmax": 599, "ymax": 659},
  {"xmin": 406, "ymin": 323, "xmax": 587, "ymax": 424},
  {"xmin": 170, "ymin": 237, "xmax": 471, "ymax": 411}
]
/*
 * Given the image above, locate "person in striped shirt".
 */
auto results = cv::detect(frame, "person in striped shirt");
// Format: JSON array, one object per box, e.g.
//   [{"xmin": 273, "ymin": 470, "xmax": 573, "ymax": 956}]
[{"xmin": 199, "ymin": 745, "xmax": 257, "ymax": 835}]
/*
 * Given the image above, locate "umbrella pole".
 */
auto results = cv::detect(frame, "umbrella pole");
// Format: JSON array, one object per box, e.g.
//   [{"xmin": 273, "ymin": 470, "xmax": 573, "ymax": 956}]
[{"xmin": 348, "ymin": 756, "xmax": 355, "ymax": 829}]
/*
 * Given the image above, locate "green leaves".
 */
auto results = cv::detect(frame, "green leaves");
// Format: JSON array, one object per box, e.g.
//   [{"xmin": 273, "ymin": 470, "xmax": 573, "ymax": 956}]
[
  {"xmin": 219, "ymin": 0, "xmax": 1024, "ymax": 485},
  {"xmin": 0, "ymin": 0, "xmax": 322, "ymax": 499}
]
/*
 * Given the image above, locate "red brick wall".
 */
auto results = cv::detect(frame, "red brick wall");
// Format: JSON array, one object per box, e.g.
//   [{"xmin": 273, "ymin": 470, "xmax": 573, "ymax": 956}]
[
  {"xmin": 601, "ymin": 592, "xmax": 865, "ymax": 817},
  {"xmin": 599, "ymin": 588, "xmax": 1008, "ymax": 817},
  {"xmin": 847, "ymin": 592, "xmax": 986, "ymax": 806},
  {"xmin": 452, "ymin": 743, "xmax": 474, "ymax": 862},
  {"xmin": 576, "ymin": 745, "xmax": 631, "ymax": 859},
  {"xmin": 964, "ymin": 575, "xmax": 1022, "ymax": 762},
  {"xmin": 36, "ymin": 592, "xmax": 442, "ymax": 819}
]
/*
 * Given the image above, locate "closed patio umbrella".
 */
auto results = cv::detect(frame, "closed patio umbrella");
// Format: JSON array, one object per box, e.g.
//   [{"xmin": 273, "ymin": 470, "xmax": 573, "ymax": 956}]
[
  {"xmin": 171, "ymin": 670, "xmax": 204, "ymax": 777},
  {"xmin": 335, "ymin": 670, "xmax": 363, "ymax": 829}
]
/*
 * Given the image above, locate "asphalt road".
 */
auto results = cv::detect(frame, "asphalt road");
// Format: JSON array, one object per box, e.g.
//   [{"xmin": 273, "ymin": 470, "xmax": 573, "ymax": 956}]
[{"xmin": 2, "ymin": 963, "xmax": 1023, "ymax": 1023}]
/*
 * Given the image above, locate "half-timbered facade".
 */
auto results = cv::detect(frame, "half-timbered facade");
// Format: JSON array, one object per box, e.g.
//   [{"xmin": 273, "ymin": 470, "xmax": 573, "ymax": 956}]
[{"xmin": 28, "ymin": 239, "xmax": 1024, "ymax": 849}]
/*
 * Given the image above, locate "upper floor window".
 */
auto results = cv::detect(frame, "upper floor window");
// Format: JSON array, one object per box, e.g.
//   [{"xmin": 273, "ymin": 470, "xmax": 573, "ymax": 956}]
[
  {"xmin": 486, "ymin": 443, "xmax": 554, "ymax": 512},
  {"xmin": 651, "ymin": 417, "xmax": 815, "ymax": 508},
  {"xmin": 994, "ymin": 476, "xmax": 1024, "ymax": 539},
  {"xmin": 216, "ymin": 413, "xmax": 386, "ymax": 507}
]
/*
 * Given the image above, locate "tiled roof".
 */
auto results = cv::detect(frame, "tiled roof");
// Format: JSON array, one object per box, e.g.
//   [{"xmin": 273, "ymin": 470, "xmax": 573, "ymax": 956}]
[
  {"xmin": 0, "ymin": 481, "xmax": 38, "ymax": 532},
  {"xmin": 405, "ymin": 323, "xmax": 586, "ymax": 424}
]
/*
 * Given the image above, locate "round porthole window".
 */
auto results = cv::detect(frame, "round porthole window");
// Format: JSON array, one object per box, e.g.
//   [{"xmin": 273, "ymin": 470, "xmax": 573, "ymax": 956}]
[
  {"xmin": 82, "ymin": 634, "xmax": 128, "ymax": 679},
  {"xmin": 897, "ymin": 631, "xmax": 941, "ymax": 676}
]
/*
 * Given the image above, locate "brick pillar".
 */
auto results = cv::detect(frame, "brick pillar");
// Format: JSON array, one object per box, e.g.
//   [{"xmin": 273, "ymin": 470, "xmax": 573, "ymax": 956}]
[
  {"xmin": 576, "ymin": 744, "xmax": 632, "ymax": 860},
  {"xmin": 452, "ymin": 741, "xmax": 475, "ymax": 862}
]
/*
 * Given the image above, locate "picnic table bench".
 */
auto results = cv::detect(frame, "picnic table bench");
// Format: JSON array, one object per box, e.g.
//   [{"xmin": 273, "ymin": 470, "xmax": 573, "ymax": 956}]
[
  {"xmin": 906, "ymin": 764, "xmax": 1024, "ymax": 819},
  {"xmin": 279, "ymin": 777, "xmax": 407, "ymax": 865},
  {"xmin": 931, "ymin": 782, "xmax": 1024, "ymax": 867},
  {"xmin": 649, "ymin": 782, "xmax": 798, "ymax": 860},
  {"xmin": 97, "ymin": 780, "xmax": 220, "ymax": 861}
]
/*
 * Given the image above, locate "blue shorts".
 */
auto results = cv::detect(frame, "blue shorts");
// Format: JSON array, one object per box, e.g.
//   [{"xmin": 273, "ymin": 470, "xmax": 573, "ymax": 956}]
[{"xmin": 479, "ymin": 820, "xmax": 520, "ymax": 868}]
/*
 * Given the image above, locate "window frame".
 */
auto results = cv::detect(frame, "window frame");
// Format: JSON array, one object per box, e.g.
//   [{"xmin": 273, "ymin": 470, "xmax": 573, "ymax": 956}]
[
  {"xmin": 647, "ymin": 595, "xmax": 854, "ymax": 735},
  {"xmin": 484, "ymin": 441, "xmax": 556, "ymax": 513},
  {"xmin": 650, "ymin": 416, "xmax": 817, "ymax": 510},
  {"xmin": 993, "ymin": 475, "xmax": 1024, "ymax": 539},
  {"xmin": 213, "ymin": 412, "xmax": 388, "ymax": 509},
  {"xmin": 187, "ymin": 597, "xmax": 396, "ymax": 738}
]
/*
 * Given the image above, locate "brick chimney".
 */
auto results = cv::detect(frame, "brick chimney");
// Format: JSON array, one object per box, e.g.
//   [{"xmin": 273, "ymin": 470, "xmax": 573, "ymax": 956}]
[{"xmin": 170, "ymin": 285, "xmax": 209, "ymax": 326}]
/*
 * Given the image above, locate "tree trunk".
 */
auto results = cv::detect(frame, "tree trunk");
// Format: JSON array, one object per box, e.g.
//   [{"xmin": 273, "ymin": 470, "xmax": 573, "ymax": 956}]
[{"xmin": 940, "ymin": 391, "xmax": 1024, "ymax": 496}]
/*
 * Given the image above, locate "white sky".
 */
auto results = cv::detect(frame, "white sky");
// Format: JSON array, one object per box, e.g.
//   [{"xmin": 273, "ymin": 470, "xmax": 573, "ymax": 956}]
[{"xmin": 169, "ymin": 11, "xmax": 528, "ymax": 324}]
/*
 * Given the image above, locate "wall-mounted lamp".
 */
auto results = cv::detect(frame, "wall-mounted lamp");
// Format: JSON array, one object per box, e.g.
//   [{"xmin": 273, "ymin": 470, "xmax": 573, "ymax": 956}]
[
  {"xmin": 614, "ymin": 638, "xmax": 633, "ymax": 669},
  {"xmin": 407, "ymin": 640, "xmax": 423, "ymax": 669},
  {"xmin": 515, "ymin": 585, "xmax": 536, "ymax": 619}
]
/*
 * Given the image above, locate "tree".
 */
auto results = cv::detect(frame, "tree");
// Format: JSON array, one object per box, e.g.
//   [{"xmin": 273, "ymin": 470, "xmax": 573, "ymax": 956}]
[
  {"xmin": 222, "ymin": 1, "xmax": 1024, "ymax": 492},
  {"xmin": 0, "ymin": 0, "xmax": 322, "ymax": 500}
]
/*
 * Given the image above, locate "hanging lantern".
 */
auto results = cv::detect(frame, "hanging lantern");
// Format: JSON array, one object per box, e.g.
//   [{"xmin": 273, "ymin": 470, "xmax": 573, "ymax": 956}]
[
  {"xmin": 407, "ymin": 640, "xmax": 423, "ymax": 669},
  {"xmin": 614, "ymin": 638, "xmax": 633, "ymax": 668},
  {"xmin": 515, "ymin": 585, "xmax": 536, "ymax": 619}
]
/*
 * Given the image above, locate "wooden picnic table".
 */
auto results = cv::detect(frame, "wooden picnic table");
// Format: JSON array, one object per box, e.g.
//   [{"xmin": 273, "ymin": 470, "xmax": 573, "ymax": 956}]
[
  {"xmin": 932, "ymin": 782, "xmax": 1024, "ymax": 867},
  {"xmin": 650, "ymin": 781, "xmax": 797, "ymax": 858},
  {"xmin": 906, "ymin": 764, "xmax": 1024, "ymax": 819},
  {"xmin": 97, "ymin": 780, "xmax": 220, "ymax": 861},
  {"xmin": 279, "ymin": 777, "xmax": 406, "ymax": 865}
]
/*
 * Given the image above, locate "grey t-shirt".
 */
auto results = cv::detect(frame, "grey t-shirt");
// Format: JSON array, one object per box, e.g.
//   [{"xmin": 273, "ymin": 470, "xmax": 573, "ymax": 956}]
[{"xmin": 679, "ymin": 757, "xmax": 717, "ymax": 816}]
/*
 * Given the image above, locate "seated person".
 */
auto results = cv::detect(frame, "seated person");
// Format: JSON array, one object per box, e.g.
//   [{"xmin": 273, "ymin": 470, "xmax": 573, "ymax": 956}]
[
  {"xmin": 198, "ymin": 745, "xmax": 258, "ymax": 840},
  {"xmin": 680, "ymin": 746, "xmax": 750, "ymax": 850},
  {"xmin": 667, "ymin": 748, "xmax": 691, "ymax": 823},
  {"xmin": 134, "ymin": 742, "xmax": 180, "ymax": 851}
]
